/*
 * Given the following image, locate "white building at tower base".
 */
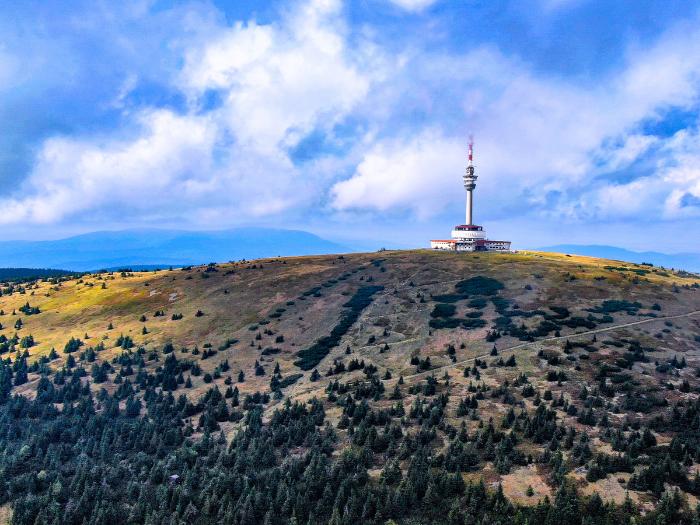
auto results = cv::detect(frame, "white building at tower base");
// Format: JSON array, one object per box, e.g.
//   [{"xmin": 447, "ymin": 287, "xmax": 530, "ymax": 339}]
[{"xmin": 430, "ymin": 225, "xmax": 511, "ymax": 252}]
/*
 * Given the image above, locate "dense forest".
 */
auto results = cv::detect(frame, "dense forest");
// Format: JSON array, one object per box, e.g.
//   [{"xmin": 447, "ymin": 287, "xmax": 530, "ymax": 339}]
[{"xmin": 0, "ymin": 360, "xmax": 699, "ymax": 524}]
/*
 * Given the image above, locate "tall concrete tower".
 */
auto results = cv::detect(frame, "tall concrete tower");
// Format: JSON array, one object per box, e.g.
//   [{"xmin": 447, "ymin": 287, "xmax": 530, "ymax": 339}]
[
  {"xmin": 463, "ymin": 138, "xmax": 477, "ymax": 225},
  {"xmin": 430, "ymin": 136, "xmax": 511, "ymax": 252}
]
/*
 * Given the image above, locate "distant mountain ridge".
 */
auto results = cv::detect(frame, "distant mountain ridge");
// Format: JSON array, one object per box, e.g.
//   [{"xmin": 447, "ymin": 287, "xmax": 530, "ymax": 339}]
[
  {"xmin": 0, "ymin": 268, "xmax": 78, "ymax": 281},
  {"xmin": 538, "ymin": 244, "xmax": 700, "ymax": 273},
  {"xmin": 0, "ymin": 228, "xmax": 349, "ymax": 271}
]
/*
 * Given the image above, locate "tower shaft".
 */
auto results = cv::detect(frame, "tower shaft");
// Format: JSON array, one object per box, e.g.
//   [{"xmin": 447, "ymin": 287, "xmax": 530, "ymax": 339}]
[
  {"xmin": 466, "ymin": 189, "xmax": 473, "ymax": 225},
  {"xmin": 462, "ymin": 139, "xmax": 477, "ymax": 226}
]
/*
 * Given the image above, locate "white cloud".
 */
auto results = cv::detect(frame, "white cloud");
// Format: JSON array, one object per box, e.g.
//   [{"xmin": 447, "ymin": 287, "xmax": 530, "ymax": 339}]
[
  {"xmin": 5, "ymin": 0, "xmax": 700, "ymax": 236},
  {"xmin": 1, "ymin": 110, "xmax": 217, "ymax": 224},
  {"xmin": 4, "ymin": 0, "xmax": 374, "ymax": 227},
  {"xmin": 331, "ymin": 130, "xmax": 464, "ymax": 218},
  {"xmin": 548, "ymin": 124, "xmax": 700, "ymax": 222},
  {"xmin": 179, "ymin": 0, "xmax": 371, "ymax": 153},
  {"xmin": 0, "ymin": 105, "xmax": 322, "ymax": 227},
  {"xmin": 660, "ymin": 127, "xmax": 700, "ymax": 218},
  {"xmin": 595, "ymin": 134, "xmax": 658, "ymax": 173},
  {"xmin": 593, "ymin": 178, "xmax": 666, "ymax": 220},
  {"xmin": 110, "ymin": 74, "xmax": 138, "ymax": 109},
  {"xmin": 330, "ymin": 15, "xmax": 700, "ymax": 223}
]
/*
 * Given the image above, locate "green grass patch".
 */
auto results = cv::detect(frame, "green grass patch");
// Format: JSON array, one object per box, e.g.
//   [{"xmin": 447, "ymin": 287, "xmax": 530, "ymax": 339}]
[
  {"xmin": 455, "ymin": 276, "xmax": 504, "ymax": 296},
  {"xmin": 588, "ymin": 300, "xmax": 642, "ymax": 314},
  {"xmin": 431, "ymin": 303, "xmax": 456, "ymax": 318}
]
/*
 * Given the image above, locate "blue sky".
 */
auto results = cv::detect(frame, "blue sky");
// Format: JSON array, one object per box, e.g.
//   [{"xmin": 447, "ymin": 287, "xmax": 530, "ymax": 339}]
[{"xmin": 2, "ymin": 0, "xmax": 700, "ymax": 251}]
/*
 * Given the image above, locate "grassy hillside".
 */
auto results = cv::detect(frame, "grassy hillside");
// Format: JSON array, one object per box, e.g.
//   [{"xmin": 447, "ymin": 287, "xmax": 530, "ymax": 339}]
[{"xmin": 1, "ymin": 249, "xmax": 700, "ymax": 523}]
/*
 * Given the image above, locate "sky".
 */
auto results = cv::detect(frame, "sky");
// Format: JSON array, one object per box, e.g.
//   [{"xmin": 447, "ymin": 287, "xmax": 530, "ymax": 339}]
[{"xmin": 2, "ymin": 0, "xmax": 700, "ymax": 252}]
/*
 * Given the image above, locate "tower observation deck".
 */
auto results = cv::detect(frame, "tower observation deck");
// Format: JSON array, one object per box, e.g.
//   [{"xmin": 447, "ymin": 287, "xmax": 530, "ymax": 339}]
[{"xmin": 430, "ymin": 139, "xmax": 511, "ymax": 252}]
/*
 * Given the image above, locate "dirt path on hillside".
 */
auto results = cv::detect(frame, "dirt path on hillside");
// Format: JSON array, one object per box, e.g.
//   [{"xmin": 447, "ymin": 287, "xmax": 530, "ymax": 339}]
[
  {"xmin": 288, "ymin": 308, "xmax": 700, "ymax": 401},
  {"xmin": 400, "ymin": 309, "xmax": 700, "ymax": 381}
]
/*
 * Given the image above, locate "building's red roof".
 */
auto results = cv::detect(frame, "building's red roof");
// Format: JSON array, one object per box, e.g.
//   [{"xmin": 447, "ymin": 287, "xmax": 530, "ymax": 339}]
[{"xmin": 432, "ymin": 238, "xmax": 510, "ymax": 244}]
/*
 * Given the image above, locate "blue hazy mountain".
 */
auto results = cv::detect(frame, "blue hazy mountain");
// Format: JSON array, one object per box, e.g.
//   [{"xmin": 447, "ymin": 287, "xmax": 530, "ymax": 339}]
[
  {"xmin": 0, "ymin": 228, "xmax": 350, "ymax": 271},
  {"xmin": 538, "ymin": 244, "xmax": 700, "ymax": 273},
  {"xmin": 0, "ymin": 268, "xmax": 78, "ymax": 281}
]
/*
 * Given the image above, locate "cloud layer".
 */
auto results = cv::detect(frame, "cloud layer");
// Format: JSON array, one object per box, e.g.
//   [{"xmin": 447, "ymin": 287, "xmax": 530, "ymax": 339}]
[{"xmin": 2, "ymin": 0, "xmax": 700, "ymax": 248}]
